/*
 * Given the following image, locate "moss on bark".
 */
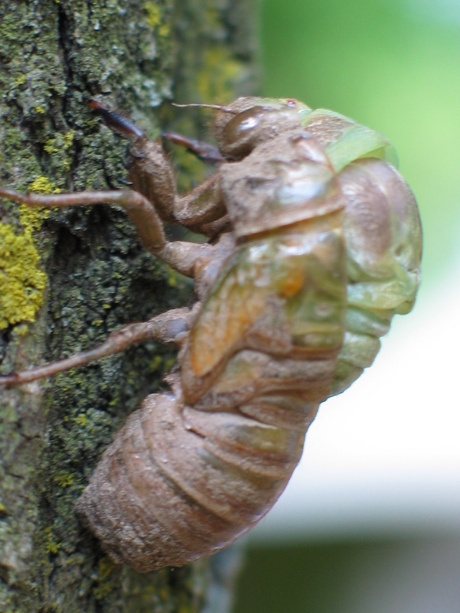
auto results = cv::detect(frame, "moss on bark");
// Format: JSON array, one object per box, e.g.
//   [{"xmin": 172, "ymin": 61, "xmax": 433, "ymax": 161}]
[{"xmin": 0, "ymin": 0, "xmax": 258, "ymax": 611}]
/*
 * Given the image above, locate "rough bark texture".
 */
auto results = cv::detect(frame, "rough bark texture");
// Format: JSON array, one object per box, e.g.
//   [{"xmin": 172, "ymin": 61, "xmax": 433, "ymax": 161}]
[{"xmin": 0, "ymin": 0, "xmax": 258, "ymax": 611}]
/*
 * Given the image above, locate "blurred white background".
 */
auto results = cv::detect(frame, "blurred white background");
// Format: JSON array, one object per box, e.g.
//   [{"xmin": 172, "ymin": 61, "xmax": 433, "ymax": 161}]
[{"xmin": 253, "ymin": 259, "xmax": 460, "ymax": 542}]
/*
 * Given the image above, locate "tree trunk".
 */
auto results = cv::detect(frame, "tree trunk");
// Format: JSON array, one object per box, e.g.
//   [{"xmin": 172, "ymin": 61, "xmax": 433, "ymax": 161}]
[{"xmin": 0, "ymin": 1, "xmax": 258, "ymax": 611}]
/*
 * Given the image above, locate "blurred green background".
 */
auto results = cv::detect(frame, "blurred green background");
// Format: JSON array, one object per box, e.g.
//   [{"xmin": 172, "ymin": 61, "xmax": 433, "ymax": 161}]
[
  {"xmin": 233, "ymin": 0, "xmax": 460, "ymax": 611},
  {"xmin": 260, "ymin": 0, "xmax": 460, "ymax": 286}
]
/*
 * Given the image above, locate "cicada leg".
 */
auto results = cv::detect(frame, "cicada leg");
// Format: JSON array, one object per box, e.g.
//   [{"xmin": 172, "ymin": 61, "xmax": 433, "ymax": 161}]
[
  {"xmin": 173, "ymin": 175, "xmax": 230, "ymax": 237},
  {"xmin": 162, "ymin": 132, "xmax": 224, "ymax": 166},
  {"xmin": 0, "ymin": 308, "xmax": 192, "ymax": 386},
  {"xmin": 0, "ymin": 188, "xmax": 211, "ymax": 277},
  {"xmin": 91, "ymin": 102, "xmax": 229, "ymax": 237},
  {"xmin": 160, "ymin": 132, "xmax": 229, "ymax": 235}
]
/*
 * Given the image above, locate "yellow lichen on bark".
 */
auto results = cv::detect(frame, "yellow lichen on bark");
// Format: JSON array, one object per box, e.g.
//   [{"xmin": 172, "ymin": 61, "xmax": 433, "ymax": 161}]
[
  {"xmin": 0, "ymin": 221, "xmax": 47, "ymax": 330},
  {"xmin": 0, "ymin": 177, "xmax": 54, "ymax": 330}
]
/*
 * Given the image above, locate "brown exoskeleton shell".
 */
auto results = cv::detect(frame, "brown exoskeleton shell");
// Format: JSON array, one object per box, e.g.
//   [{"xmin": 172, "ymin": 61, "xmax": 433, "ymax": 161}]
[{"xmin": 0, "ymin": 97, "xmax": 422, "ymax": 572}]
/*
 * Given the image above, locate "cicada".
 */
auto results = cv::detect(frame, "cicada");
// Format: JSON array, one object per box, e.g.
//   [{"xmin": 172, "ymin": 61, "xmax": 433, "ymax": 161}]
[{"xmin": 0, "ymin": 97, "xmax": 422, "ymax": 572}]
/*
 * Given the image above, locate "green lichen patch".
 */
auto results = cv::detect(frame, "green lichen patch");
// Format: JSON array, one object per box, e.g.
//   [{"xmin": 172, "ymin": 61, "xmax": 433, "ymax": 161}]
[
  {"xmin": 93, "ymin": 557, "xmax": 118, "ymax": 601},
  {"xmin": 197, "ymin": 48, "xmax": 242, "ymax": 105},
  {"xmin": 43, "ymin": 132, "xmax": 76, "ymax": 171},
  {"xmin": 144, "ymin": 1, "xmax": 171, "ymax": 38},
  {"xmin": 44, "ymin": 526, "xmax": 62, "ymax": 556},
  {"xmin": 144, "ymin": 2, "xmax": 161, "ymax": 28},
  {"xmin": 53, "ymin": 473, "xmax": 74, "ymax": 488},
  {"xmin": 73, "ymin": 413, "xmax": 87, "ymax": 428}
]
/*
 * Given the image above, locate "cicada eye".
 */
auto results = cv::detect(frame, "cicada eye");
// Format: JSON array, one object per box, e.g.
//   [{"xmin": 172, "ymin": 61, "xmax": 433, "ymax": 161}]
[
  {"xmin": 217, "ymin": 105, "xmax": 304, "ymax": 160},
  {"xmin": 220, "ymin": 107, "xmax": 268, "ymax": 157}
]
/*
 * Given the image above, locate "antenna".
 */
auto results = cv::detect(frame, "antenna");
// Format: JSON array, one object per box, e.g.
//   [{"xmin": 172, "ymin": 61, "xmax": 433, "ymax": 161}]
[{"xmin": 172, "ymin": 102, "xmax": 238, "ymax": 114}]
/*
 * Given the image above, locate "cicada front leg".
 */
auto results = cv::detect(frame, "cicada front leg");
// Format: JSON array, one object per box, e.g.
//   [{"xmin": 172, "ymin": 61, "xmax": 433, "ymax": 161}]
[
  {"xmin": 161, "ymin": 131, "xmax": 229, "ymax": 235},
  {"xmin": 162, "ymin": 132, "xmax": 225, "ymax": 165},
  {"xmin": 0, "ymin": 186, "xmax": 211, "ymax": 279},
  {"xmin": 92, "ymin": 102, "xmax": 229, "ymax": 237}
]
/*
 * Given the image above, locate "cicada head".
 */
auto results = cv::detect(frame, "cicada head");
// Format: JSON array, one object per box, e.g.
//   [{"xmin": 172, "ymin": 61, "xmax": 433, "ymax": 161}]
[{"xmin": 214, "ymin": 97, "xmax": 310, "ymax": 160}]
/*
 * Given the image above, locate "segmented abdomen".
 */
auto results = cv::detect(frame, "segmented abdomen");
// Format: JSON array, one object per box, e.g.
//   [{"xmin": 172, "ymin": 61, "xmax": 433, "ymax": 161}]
[{"xmin": 77, "ymin": 388, "xmax": 312, "ymax": 572}]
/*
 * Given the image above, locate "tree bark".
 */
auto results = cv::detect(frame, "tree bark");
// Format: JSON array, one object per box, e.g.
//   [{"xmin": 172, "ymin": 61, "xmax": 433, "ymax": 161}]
[{"xmin": 0, "ymin": 0, "xmax": 258, "ymax": 611}]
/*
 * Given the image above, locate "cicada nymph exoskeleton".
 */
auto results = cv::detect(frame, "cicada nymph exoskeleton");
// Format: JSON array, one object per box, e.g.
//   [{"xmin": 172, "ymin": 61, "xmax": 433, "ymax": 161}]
[{"xmin": 0, "ymin": 97, "xmax": 422, "ymax": 572}]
